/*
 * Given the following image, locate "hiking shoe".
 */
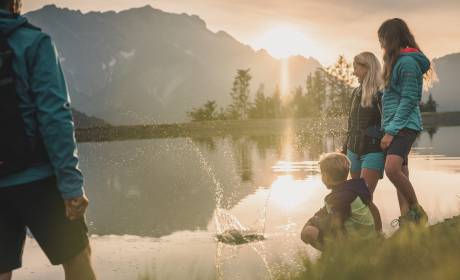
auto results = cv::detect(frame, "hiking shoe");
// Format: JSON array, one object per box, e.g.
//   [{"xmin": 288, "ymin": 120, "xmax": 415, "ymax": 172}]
[
  {"xmin": 412, "ymin": 204, "xmax": 429, "ymax": 225},
  {"xmin": 391, "ymin": 205, "xmax": 429, "ymax": 228},
  {"xmin": 390, "ymin": 215, "xmax": 413, "ymax": 228}
]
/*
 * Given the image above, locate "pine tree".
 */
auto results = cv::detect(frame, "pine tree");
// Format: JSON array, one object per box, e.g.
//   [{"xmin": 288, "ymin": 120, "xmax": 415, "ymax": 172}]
[
  {"xmin": 306, "ymin": 70, "xmax": 327, "ymax": 117},
  {"xmin": 290, "ymin": 86, "xmax": 304, "ymax": 118},
  {"xmin": 421, "ymin": 93, "xmax": 438, "ymax": 112},
  {"xmin": 268, "ymin": 85, "xmax": 282, "ymax": 119},
  {"xmin": 325, "ymin": 55, "xmax": 355, "ymax": 117},
  {"xmin": 227, "ymin": 69, "xmax": 252, "ymax": 120},
  {"xmin": 187, "ymin": 100, "xmax": 219, "ymax": 121},
  {"xmin": 250, "ymin": 84, "xmax": 268, "ymax": 119}
]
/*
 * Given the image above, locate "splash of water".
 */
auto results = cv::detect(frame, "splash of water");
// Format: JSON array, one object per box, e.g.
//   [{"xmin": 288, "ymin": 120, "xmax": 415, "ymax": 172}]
[
  {"xmin": 185, "ymin": 137, "xmax": 270, "ymax": 237},
  {"xmin": 182, "ymin": 137, "xmax": 226, "ymax": 233},
  {"xmin": 184, "ymin": 137, "xmax": 274, "ymax": 279}
]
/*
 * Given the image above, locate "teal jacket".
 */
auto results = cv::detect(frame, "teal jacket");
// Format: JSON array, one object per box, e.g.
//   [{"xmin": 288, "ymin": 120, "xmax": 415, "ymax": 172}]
[
  {"xmin": 382, "ymin": 50, "xmax": 430, "ymax": 136},
  {"xmin": 0, "ymin": 11, "xmax": 84, "ymax": 199}
]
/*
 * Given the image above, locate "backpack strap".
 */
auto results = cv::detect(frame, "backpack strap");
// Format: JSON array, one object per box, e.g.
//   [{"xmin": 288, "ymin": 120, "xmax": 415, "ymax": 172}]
[{"xmin": 0, "ymin": 18, "xmax": 49, "ymax": 167}]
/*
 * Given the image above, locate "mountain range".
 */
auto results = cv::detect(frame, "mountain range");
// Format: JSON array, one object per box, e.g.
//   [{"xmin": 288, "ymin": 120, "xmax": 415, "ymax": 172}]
[
  {"xmin": 430, "ymin": 53, "xmax": 460, "ymax": 112},
  {"xmin": 72, "ymin": 109, "xmax": 109, "ymax": 128},
  {"xmin": 26, "ymin": 5, "xmax": 321, "ymax": 124},
  {"xmin": 25, "ymin": 5, "xmax": 459, "ymax": 124}
]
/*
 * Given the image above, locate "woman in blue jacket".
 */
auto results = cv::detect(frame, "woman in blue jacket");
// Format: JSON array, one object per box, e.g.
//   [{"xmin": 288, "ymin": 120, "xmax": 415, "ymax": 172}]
[{"xmin": 378, "ymin": 18, "xmax": 431, "ymax": 226}]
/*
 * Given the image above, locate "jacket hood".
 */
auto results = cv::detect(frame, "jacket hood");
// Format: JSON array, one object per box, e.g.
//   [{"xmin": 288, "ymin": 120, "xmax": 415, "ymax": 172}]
[
  {"xmin": 0, "ymin": 10, "xmax": 27, "ymax": 35},
  {"xmin": 400, "ymin": 49, "xmax": 431, "ymax": 75}
]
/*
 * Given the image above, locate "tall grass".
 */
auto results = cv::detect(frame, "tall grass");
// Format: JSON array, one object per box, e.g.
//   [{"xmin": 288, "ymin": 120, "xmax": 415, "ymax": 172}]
[{"xmin": 275, "ymin": 217, "xmax": 460, "ymax": 280}]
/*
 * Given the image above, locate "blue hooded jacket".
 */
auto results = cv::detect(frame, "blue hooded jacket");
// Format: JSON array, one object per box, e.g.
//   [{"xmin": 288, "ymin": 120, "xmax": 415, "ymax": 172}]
[
  {"xmin": 382, "ymin": 50, "xmax": 431, "ymax": 136},
  {"xmin": 0, "ymin": 10, "xmax": 84, "ymax": 199}
]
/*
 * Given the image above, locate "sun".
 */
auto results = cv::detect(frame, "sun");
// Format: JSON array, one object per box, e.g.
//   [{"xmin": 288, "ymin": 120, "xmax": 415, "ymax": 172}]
[{"xmin": 253, "ymin": 25, "xmax": 312, "ymax": 59}]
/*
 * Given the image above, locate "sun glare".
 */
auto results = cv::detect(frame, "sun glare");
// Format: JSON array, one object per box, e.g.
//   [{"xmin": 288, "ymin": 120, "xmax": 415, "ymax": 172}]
[
  {"xmin": 270, "ymin": 175, "xmax": 322, "ymax": 211},
  {"xmin": 253, "ymin": 25, "xmax": 312, "ymax": 59}
]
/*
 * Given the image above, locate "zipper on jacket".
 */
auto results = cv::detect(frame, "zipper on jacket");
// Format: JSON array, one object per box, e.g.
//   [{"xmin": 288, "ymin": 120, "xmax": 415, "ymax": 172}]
[{"xmin": 355, "ymin": 85, "xmax": 362, "ymax": 154}]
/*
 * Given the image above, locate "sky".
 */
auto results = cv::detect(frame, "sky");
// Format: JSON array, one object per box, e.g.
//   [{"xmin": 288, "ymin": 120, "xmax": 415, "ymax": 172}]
[{"xmin": 23, "ymin": 0, "xmax": 460, "ymax": 66}]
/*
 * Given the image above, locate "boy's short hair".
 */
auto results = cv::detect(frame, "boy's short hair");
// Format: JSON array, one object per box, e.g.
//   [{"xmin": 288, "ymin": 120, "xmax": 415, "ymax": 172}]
[{"xmin": 319, "ymin": 153, "xmax": 350, "ymax": 185}]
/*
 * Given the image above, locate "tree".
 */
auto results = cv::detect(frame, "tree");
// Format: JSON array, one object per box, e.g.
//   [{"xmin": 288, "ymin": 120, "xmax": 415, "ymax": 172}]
[
  {"xmin": 186, "ymin": 57, "xmax": 356, "ymax": 121},
  {"xmin": 305, "ymin": 69, "xmax": 327, "ymax": 117},
  {"xmin": 288, "ymin": 86, "xmax": 304, "ymax": 118},
  {"xmin": 266, "ymin": 85, "xmax": 282, "ymax": 119},
  {"xmin": 420, "ymin": 93, "xmax": 438, "ymax": 112},
  {"xmin": 324, "ymin": 55, "xmax": 355, "ymax": 117},
  {"xmin": 249, "ymin": 84, "xmax": 269, "ymax": 119},
  {"xmin": 187, "ymin": 100, "xmax": 220, "ymax": 122},
  {"xmin": 227, "ymin": 69, "xmax": 252, "ymax": 120}
]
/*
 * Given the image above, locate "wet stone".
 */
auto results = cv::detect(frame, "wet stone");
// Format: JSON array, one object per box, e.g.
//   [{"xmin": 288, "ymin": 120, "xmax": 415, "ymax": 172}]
[{"xmin": 216, "ymin": 229, "xmax": 265, "ymax": 245}]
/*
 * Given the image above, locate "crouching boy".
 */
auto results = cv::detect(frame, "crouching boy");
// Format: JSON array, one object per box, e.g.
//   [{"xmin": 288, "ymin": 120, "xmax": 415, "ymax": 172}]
[{"xmin": 301, "ymin": 153, "xmax": 377, "ymax": 250}]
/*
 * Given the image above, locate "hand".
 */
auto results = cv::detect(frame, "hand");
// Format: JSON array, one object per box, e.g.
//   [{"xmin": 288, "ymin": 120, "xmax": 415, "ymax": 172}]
[
  {"xmin": 337, "ymin": 145, "xmax": 347, "ymax": 155},
  {"xmin": 65, "ymin": 195, "xmax": 89, "ymax": 220},
  {"xmin": 380, "ymin": 133, "xmax": 394, "ymax": 150}
]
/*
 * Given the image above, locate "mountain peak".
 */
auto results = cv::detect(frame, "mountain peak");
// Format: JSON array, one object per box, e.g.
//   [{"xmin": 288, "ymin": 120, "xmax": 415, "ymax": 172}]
[
  {"xmin": 180, "ymin": 13, "xmax": 207, "ymax": 28},
  {"xmin": 41, "ymin": 4, "xmax": 58, "ymax": 10},
  {"xmin": 25, "ymin": 4, "xmax": 324, "ymax": 124},
  {"xmin": 28, "ymin": 4, "xmax": 83, "ymax": 17},
  {"xmin": 125, "ymin": 5, "xmax": 157, "ymax": 13},
  {"xmin": 216, "ymin": 30, "xmax": 236, "ymax": 40},
  {"xmin": 117, "ymin": 4, "xmax": 164, "ymax": 16},
  {"xmin": 434, "ymin": 52, "xmax": 460, "ymax": 62}
]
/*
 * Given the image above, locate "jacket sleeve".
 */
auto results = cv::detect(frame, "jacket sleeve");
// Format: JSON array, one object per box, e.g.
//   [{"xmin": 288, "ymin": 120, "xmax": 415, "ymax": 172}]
[
  {"xmin": 342, "ymin": 89, "xmax": 356, "ymax": 153},
  {"xmin": 28, "ymin": 34, "xmax": 84, "ymax": 199},
  {"xmin": 342, "ymin": 114, "xmax": 351, "ymax": 154},
  {"xmin": 384, "ymin": 61, "xmax": 421, "ymax": 136},
  {"xmin": 308, "ymin": 207, "xmax": 328, "ymax": 223}
]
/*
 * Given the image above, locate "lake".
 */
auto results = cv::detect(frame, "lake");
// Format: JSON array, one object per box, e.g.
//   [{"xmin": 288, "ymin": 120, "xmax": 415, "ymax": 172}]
[{"xmin": 17, "ymin": 125, "xmax": 460, "ymax": 280}]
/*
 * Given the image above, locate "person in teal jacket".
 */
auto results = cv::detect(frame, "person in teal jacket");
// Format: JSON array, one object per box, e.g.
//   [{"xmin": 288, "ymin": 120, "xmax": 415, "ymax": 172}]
[
  {"xmin": 378, "ymin": 18, "xmax": 430, "ymax": 228},
  {"xmin": 0, "ymin": 1, "xmax": 96, "ymax": 279}
]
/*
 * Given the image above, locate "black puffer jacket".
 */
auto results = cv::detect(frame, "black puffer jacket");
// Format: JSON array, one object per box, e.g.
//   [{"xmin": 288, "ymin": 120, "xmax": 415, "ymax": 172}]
[{"xmin": 344, "ymin": 86, "xmax": 383, "ymax": 155}]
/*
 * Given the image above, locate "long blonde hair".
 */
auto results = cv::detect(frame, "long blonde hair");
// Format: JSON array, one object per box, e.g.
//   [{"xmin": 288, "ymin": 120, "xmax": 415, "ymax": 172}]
[{"xmin": 354, "ymin": 52, "xmax": 383, "ymax": 108}]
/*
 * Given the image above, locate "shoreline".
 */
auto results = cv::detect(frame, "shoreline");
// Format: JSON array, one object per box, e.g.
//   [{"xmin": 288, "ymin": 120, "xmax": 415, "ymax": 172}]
[{"xmin": 75, "ymin": 111, "xmax": 460, "ymax": 143}]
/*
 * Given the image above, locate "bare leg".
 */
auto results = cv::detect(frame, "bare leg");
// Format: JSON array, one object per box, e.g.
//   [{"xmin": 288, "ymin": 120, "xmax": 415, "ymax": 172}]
[
  {"xmin": 397, "ymin": 191, "xmax": 410, "ymax": 216},
  {"xmin": 368, "ymin": 202, "xmax": 383, "ymax": 232},
  {"xmin": 361, "ymin": 168, "xmax": 383, "ymax": 232},
  {"xmin": 361, "ymin": 168, "xmax": 380, "ymax": 194},
  {"xmin": 350, "ymin": 172, "xmax": 360, "ymax": 180},
  {"xmin": 395, "ymin": 165, "xmax": 411, "ymax": 215},
  {"xmin": 301, "ymin": 225, "xmax": 323, "ymax": 251},
  {"xmin": 402, "ymin": 165, "xmax": 409, "ymax": 177},
  {"xmin": 385, "ymin": 155, "xmax": 419, "ymax": 211},
  {"xmin": 63, "ymin": 245, "xmax": 96, "ymax": 280},
  {"xmin": 0, "ymin": 272, "xmax": 12, "ymax": 280}
]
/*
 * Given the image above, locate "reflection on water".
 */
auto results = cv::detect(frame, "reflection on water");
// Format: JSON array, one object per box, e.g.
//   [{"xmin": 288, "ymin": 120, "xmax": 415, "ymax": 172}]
[
  {"xmin": 78, "ymin": 130, "xmax": 338, "ymax": 237},
  {"xmin": 53, "ymin": 125, "xmax": 460, "ymax": 279},
  {"xmin": 77, "ymin": 126, "xmax": 460, "ymax": 236}
]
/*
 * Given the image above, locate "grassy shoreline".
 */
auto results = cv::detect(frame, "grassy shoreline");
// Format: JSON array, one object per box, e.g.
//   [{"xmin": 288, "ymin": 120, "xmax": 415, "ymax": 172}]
[
  {"xmin": 274, "ymin": 215, "xmax": 460, "ymax": 280},
  {"xmin": 76, "ymin": 111, "xmax": 460, "ymax": 143}
]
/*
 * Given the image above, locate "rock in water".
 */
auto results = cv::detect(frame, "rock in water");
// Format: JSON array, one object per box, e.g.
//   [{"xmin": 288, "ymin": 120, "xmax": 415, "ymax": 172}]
[{"xmin": 216, "ymin": 229, "xmax": 265, "ymax": 245}]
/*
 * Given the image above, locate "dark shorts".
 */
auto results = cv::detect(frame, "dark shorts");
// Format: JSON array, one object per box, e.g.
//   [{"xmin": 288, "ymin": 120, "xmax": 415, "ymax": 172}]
[
  {"xmin": 386, "ymin": 129, "xmax": 419, "ymax": 166},
  {"xmin": 0, "ymin": 177, "xmax": 89, "ymax": 273}
]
